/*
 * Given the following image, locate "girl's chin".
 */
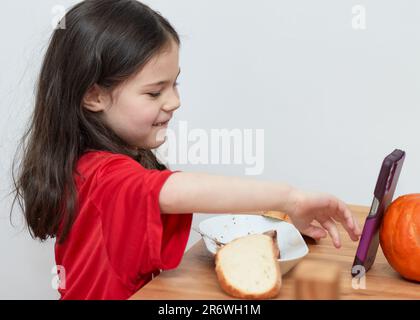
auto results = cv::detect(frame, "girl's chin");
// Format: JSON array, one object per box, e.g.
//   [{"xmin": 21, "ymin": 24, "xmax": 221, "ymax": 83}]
[
  {"xmin": 153, "ymin": 128, "xmax": 168, "ymax": 143},
  {"xmin": 129, "ymin": 136, "xmax": 167, "ymax": 150},
  {"xmin": 154, "ymin": 136, "xmax": 167, "ymax": 147},
  {"xmin": 144, "ymin": 135, "xmax": 167, "ymax": 149}
]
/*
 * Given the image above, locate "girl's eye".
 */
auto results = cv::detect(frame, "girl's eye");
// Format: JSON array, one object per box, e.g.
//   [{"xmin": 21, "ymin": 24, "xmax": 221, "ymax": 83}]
[
  {"xmin": 147, "ymin": 92, "xmax": 161, "ymax": 98},
  {"xmin": 147, "ymin": 83, "xmax": 179, "ymax": 98}
]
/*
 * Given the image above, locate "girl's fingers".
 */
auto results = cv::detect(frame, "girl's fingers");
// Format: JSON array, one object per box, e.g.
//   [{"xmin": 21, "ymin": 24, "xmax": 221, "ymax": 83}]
[
  {"xmin": 301, "ymin": 223, "xmax": 328, "ymax": 240},
  {"xmin": 320, "ymin": 218, "xmax": 341, "ymax": 248},
  {"xmin": 333, "ymin": 200, "xmax": 360, "ymax": 241},
  {"xmin": 351, "ymin": 214, "xmax": 360, "ymax": 236},
  {"xmin": 336, "ymin": 199, "xmax": 354, "ymax": 229},
  {"xmin": 353, "ymin": 215, "xmax": 363, "ymax": 236},
  {"xmin": 344, "ymin": 205, "xmax": 356, "ymax": 231}
]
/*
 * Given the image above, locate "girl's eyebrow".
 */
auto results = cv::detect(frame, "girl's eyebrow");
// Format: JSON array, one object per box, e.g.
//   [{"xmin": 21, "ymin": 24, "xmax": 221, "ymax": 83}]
[{"xmin": 142, "ymin": 68, "xmax": 181, "ymax": 87}]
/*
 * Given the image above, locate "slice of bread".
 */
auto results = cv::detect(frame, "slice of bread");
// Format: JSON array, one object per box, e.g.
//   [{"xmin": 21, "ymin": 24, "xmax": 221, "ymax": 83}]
[
  {"xmin": 215, "ymin": 230, "xmax": 282, "ymax": 299},
  {"xmin": 263, "ymin": 210, "xmax": 291, "ymax": 223}
]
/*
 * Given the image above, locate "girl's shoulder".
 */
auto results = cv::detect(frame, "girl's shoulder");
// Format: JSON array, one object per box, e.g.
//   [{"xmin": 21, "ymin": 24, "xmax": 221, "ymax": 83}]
[
  {"xmin": 80, "ymin": 149, "xmax": 132, "ymax": 163},
  {"xmin": 76, "ymin": 150, "xmax": 141, "ymax": 181}
]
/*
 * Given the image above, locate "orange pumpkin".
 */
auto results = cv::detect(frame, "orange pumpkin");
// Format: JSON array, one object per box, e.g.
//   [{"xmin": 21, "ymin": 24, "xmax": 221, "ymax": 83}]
[{"xmin": 379, "ymin": 194, "xmax": 420, "ymax": 282}]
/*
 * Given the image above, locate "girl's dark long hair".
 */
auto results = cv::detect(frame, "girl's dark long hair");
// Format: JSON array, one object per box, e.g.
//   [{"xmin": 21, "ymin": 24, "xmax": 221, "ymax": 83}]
[{"xmin": 11, "ymin": 0, "xmax": 180, "ymax": 244}]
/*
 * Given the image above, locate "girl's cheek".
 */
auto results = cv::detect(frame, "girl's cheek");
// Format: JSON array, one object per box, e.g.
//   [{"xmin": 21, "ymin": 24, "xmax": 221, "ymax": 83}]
[
  {"xmin": 113, "ymin": 89, "xmax": 160, "ymax": 124},
  {"xmin": 123, "ymin": 95, "xmax": 155, "ymax": 122},
  {"xmin": 136, "ymin": 98, "xmax": 162, "ymax": 123}
]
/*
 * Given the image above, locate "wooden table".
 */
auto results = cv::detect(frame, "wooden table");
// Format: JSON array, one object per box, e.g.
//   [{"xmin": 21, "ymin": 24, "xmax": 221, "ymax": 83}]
[{"xmin": 130, "ymin": 205, "xmax": 420, "ymax": 300}]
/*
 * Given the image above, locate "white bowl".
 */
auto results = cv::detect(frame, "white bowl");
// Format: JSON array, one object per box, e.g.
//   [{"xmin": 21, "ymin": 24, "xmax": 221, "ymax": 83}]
[{"xmin": 198, "ymin": 214, "xmax": 309, "ymax": 275}]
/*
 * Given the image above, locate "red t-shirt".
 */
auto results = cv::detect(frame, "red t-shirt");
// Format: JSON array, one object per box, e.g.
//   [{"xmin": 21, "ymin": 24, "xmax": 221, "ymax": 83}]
[{"xmin": 54, "ymin": 150, "xmax": 193, "ymax": 300}]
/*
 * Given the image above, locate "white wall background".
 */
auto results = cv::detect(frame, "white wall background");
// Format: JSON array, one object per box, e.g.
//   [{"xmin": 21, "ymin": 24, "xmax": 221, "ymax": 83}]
[{"xmin": 1, "ymin": 0, "xmax": 419, "ymax": 299}]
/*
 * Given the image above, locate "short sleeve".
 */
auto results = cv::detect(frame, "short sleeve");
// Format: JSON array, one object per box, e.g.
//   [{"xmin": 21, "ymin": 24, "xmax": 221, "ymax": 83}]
[{"xmin": 90, "ymin": 154, "xmax": 193, "ymax": 289}]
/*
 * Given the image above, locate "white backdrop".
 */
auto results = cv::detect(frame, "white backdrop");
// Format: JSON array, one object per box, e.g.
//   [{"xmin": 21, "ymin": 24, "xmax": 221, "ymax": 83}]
[{"xmin": 1, "ymin": 0, "xmax": 419, "ymax": 299}]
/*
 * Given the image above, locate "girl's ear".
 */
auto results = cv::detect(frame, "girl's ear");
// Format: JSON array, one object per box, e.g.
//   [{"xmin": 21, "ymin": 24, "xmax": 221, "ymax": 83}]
[{"xmin": 82, "ymin": 84, "xmax": 110, "ymax": 112}]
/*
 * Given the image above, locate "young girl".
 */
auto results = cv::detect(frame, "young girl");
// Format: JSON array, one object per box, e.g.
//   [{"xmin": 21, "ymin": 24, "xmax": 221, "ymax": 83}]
[{"xmin": 12, "ymin": 0, "xmax": 361, "ymax": 300}]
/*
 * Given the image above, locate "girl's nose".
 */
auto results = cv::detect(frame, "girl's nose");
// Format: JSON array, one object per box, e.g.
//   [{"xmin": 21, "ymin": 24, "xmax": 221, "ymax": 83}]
[{"xmin": 162, "ymin": 89, "xmax": 181, "ymax": 112}]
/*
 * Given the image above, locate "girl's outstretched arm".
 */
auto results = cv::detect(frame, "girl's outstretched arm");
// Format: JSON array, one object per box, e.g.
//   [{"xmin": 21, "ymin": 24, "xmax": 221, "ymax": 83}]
[
  {"xmin": 159, "ymin": 172, "xmax": 295, "ymax": 215},
  {"xmin": 159, "ymin": 172, "xmax": 362, "ymax": 248}
]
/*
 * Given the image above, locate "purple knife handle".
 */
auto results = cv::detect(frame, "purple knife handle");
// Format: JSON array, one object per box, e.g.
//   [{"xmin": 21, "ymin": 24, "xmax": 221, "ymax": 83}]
[
  {"xmin": 352, "ymin": 217, "xmax": 380, "ymax": 275},
  {"xmin": 351, "ymin": 149, "xmax": 405, "ymax": 278}
]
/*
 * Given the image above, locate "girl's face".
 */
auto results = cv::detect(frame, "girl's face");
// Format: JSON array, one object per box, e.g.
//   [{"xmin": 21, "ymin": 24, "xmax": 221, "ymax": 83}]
[{"xmin": 83, "ymin": 40, "xmax": 181, "ymax": 149}]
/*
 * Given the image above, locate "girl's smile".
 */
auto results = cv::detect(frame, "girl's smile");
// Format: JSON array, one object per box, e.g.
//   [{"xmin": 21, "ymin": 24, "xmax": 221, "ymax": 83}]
[{"xmin": 152, "ymin": 118, "xmax": 171, "ymax": 127}]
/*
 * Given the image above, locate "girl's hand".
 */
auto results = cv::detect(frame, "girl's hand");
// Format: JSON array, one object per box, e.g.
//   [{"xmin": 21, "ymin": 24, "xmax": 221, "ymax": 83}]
[{"xmin": 286, "ymin": 189, "xmax": 362, "ymax": 248}]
